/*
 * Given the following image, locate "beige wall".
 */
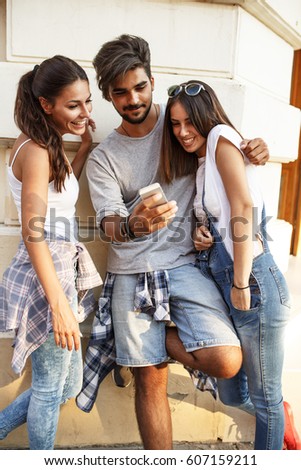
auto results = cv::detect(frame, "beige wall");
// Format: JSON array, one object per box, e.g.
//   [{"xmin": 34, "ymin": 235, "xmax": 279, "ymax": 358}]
[
  {"xmin": 0, "ymin": 336, "xmax": 256, "ymax": 449},
  {"xmin": 1, "ymin": 0, "xmax": 301, "ymax": 449}
]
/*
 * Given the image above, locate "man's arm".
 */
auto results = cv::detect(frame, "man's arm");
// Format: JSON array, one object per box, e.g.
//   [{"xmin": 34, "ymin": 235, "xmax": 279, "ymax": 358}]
[
  {"xmin": 240, "ymin": 138, "xmax": 269, "ymax": 165},
  {"xmin": 86, "ymin": 150, "xmax": 128, "ymax": 236},
  {"xmin": 101, "ymin": 195, "xmax": 178, "ymax": 243},
  {"xmin": 86, "ymin": 150, "xmax": 177, "ymax": 243}
]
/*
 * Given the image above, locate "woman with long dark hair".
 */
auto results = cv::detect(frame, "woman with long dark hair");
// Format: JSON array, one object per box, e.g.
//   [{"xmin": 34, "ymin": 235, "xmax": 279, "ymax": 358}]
[
  {"xmin": 160, "ymin": 80, "xmax": 299, "ymax": 450},
  {"xmin": 0, "ymin": 56, "xmax": 102, "ymax": 449}
]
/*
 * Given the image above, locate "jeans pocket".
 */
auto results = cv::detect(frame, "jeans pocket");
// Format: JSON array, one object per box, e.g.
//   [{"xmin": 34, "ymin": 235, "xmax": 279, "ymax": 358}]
[
  {"xmin": 269, "ymin": 265, "xmax": 291, "ymax": 308},
  {"xmin": 230, "ymin": 272, "xmax": 262, "ymax": 314},
  {"xmin": 230, "ymin": 307, "xmax": 260, "ymax": 329}
]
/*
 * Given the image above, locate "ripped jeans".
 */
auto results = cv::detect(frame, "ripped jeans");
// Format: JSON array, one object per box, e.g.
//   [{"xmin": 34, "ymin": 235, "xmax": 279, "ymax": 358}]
[
  {"xmin": 0, "ymin": 299, "xmax": 82, "ymax": 449},
  {"xmin": 196, "ymin": 216, "xmax": 291, "ymax": 449}
]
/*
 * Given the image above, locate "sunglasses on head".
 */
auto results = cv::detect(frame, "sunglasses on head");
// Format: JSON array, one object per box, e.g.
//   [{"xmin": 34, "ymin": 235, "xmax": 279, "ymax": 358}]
[{"xmin": 167, "ymin": 82, "xmax": 206, "ymax": 98}]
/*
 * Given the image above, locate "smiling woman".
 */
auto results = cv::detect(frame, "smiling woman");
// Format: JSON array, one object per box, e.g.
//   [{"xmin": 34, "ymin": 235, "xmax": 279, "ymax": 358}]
[
  {"xmin": 39, "ymin": 79, "xmax": 93, "ymax": 137},
  {"xmin": 0, "ymin": 55, "xmax": 102, "ymax": 449},
  {"xmin": 159, "ymin": 78, "xmax": 299, "ymax": 451}
]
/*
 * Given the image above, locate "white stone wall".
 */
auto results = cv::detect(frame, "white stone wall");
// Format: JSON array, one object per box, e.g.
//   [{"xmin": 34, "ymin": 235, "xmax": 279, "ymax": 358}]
[{"xmin": 1, "ymin": 0, "xmax": 300, "ymax": 269}]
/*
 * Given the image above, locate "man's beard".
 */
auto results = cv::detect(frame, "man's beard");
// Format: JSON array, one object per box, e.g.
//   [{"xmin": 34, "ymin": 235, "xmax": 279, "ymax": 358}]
[{"xmin": 121, "ymin": 101, "xmax": 153, "ymax": 124}]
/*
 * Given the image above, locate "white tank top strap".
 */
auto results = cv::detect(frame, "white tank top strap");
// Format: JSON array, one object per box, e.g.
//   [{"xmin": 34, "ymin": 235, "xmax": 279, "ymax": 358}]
[{"xmin": 10, "ymin": 138, "xmax": 31, "ymax": 168}]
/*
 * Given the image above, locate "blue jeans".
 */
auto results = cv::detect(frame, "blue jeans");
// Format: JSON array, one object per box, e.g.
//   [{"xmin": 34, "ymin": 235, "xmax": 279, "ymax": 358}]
[
  {"xmin": 196, "ymin": 221, "xmax": 291, "ymax": 449},
  {"xmin": 0, "ymin": 331, "xmax": 82, "ymax": 449}
]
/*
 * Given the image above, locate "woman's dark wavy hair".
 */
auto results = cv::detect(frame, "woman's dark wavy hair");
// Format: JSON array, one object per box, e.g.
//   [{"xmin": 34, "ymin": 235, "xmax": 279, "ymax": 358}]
[
  {"xmin": 160, "ymin": 79, "xmax": 242, "ymax": 184},
  {"xmin": 14, "ymin": 55, "xmax": 88, "ymax": 191}
]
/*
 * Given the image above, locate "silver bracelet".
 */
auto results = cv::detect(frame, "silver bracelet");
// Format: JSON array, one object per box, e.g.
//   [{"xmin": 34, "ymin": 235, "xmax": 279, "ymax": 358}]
[{"xmin": 120, "ymin": 215, "xmax": 137, "ymax": 240}]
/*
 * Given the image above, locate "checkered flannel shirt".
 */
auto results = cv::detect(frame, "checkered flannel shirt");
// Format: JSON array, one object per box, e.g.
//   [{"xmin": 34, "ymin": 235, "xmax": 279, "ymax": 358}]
[
  {"xmin": 76, "ymin": 270, "xmax": 217, "ymax": 413},
  {"xmin": 0, "ymin": 239, "xmax": 102, "ymax": 374}
]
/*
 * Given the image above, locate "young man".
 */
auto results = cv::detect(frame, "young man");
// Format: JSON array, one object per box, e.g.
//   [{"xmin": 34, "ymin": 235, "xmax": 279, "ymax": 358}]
[{"xmin": 80, "ymin": 34, "xmax": 270, "ymax": 449}]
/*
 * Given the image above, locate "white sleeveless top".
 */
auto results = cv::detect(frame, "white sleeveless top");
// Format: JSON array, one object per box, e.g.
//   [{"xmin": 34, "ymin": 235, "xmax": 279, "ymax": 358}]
[
  {"xmin": 194, "ymin": 124, "xmax": 264, "ymax": 259},
  {"xmin": 8, "ymin": 139, "xmax": 79, "ymax": 242}
]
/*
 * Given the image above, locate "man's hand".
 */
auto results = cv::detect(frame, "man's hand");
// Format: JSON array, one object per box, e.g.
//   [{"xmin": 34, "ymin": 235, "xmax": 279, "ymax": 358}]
[
  {"xmin": 130, "ymin": 193, "xmax": 178, "ymax": 237},
  {"xmin": 240, "ymin": 138, "xmax": 269, "ymax": 165}
]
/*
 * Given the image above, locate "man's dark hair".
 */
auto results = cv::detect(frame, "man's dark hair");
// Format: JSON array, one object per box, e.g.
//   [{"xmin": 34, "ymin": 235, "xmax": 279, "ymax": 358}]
[{"xmin": 93, "ymin": 34, "xmax": 151, "ymax": 101}]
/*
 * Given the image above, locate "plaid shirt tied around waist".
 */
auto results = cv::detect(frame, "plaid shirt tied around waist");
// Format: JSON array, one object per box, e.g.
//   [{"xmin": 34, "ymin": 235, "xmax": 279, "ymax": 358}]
[
  {"xmin": 76, "ymin": 270, "xmax": 217, "ymax": 413},
  {"xmin": 0, "ymin": 239, "xmax": 102, "ymax": 375}
]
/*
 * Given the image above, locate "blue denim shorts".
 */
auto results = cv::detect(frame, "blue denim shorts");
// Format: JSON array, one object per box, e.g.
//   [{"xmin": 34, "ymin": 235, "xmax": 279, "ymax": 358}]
[{"xmin": 111, "ymin": 263, "xmax": 240, "ymax": 366}]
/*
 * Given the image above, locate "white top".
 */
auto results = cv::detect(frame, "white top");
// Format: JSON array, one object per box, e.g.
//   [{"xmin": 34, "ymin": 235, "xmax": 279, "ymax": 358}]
[
  {"xmin": 194, "ymin": 124, "xmax": 264, "ymax": 259},
  {"xmin": 8, "ymin": 139, "xmax": 79, "ymax": 242}
]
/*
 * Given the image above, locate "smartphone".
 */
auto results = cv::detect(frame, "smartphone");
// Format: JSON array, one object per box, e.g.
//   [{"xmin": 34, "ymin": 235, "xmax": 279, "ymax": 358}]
[{"xmin": 139, "ymin": 182, "xmax": 168, "ymax": 206}]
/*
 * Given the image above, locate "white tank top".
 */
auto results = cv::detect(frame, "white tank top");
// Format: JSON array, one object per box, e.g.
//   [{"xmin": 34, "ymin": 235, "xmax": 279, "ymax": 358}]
[
  {"xmin": 194, "ymin": 125, "xmax": 264, "ymax": 259},
  {"xmin": 8, "ymin": 139, "xmax": 79, "ymax": 242}
]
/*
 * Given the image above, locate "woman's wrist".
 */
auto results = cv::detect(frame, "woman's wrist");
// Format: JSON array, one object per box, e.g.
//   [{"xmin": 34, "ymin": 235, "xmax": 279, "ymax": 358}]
[
  {"xmin": 232, "ymin": 283, "xmax": 250, "ymax": 290},
  {"xmin": 79, "ymin": 142, "xmax": 92, "ymax": 153}
]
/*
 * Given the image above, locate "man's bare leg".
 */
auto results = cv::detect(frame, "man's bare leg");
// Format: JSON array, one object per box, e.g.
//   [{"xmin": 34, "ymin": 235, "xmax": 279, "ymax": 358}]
[
  {"xmin": 166, "ymin": 326, "xmax": 242, "ymax": 378},
  {"xmin": 133, "ymin": 363, "xmax": 172, "ymax": 449}
]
